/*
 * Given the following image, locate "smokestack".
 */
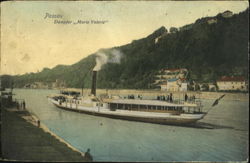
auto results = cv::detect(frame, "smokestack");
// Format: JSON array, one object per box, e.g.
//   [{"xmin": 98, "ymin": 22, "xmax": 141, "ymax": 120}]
[{"xmin": 91, "ymin": 71, "xmax": 97, "ymax": 96}]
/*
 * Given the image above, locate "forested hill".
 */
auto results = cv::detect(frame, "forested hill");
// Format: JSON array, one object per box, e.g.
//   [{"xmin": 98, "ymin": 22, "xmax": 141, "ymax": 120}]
[{"xmin": 6, "ymin": 9, "xmax": 249, "ymax": 89}]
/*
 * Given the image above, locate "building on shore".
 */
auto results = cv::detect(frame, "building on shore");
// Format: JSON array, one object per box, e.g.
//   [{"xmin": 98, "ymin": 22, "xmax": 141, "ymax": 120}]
[
  {"xmin": 24, "ymin": 82, "xmax": 48, "ymax": 89},
  {"xmin": 154, "ymin": 68, "xmax": 188, "ymax": 91},
  {"xmin": 23, "ymin": 79, "xmax": 66, "ymax": 89},
  {"xmin": 165, "ymin": 78, "xmax": 179, "ymax": 91},
  {"xmin": 154, "ymin": 31, "xmax": 168, "ymax": 44},
  {"xmin": 216, "ymin": 76, "xmax": 247, "ymax": 91},
  {"xmin": 208, "ymin": 83, "xmax": 217, "ymax": 91},
  {"xmin": 221, "ymin": 10, "xmax": 233, "ymax": 18},
  {"xmin": 207, "ymin": 18, "xmax": 218, "ymax": 24},
  {"xmin": 51, "ymin": 79, "xmax": 66, "ymax": 89}
]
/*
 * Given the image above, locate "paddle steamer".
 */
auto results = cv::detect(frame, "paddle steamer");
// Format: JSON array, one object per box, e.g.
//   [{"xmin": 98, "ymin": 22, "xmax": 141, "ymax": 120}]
[{"xmin": 48, "ymin": 71, "xmax": 206, "ymax": 125}]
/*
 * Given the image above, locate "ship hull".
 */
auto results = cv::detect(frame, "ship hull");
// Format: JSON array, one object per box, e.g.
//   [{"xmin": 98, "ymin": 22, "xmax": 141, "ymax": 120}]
[{"xmin": 50, "ymin": 98, "xmax": 205, "ymax": 125}]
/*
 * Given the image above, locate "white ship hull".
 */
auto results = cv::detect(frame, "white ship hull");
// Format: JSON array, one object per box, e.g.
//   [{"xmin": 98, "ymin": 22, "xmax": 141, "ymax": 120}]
[{"xmin": 49, "ymin": 98, "xmax": 205, "ymax": 125}]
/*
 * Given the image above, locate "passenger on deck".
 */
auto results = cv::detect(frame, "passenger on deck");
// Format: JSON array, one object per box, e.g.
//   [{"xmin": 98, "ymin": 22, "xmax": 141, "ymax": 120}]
[
  {"xmin": 170, "ymin": 93, "xmax": 173, "ymax": 103},
  {"xmin": 185, "ymin": 94, "xmax": 188, "ymax": 102},
  {"xmin": 23, "ymin": 101, "xmax": 26, "ymax": 110},
  {"xmin": 131, "ymin": 95, "xmax": 134, "ymax": 99},
  {"xmin": 166, "ymin": 95, "xmax": 169, "ymax": 101},
  {"xmin": 137, "ymin": 94, "xmax": 142, "ymax": 99}
]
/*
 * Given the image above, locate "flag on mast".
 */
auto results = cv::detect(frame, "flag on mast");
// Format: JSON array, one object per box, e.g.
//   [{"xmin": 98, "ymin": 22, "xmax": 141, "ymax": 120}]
[{"xmin": 212, "ymin": 94, "xmax": 225, "ymax": 107}]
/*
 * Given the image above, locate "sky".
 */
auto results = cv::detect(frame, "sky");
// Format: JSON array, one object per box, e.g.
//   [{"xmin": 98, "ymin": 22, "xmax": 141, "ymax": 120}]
[{"xmin": 1, "ymin": 1, "xmax": 248, "ymax": 75}]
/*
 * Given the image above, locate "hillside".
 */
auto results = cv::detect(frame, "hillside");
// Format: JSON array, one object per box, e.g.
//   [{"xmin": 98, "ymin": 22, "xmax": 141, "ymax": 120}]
[{"xmin": 3, "ymin": 9, "xmax": 249, "ymax": 89}]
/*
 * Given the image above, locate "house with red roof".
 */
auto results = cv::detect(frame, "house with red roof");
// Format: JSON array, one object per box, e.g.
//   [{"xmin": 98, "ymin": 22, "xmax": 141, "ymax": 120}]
[{"xmin": 216, "ymin": 76, "xmax": 247, "ymax": 91}]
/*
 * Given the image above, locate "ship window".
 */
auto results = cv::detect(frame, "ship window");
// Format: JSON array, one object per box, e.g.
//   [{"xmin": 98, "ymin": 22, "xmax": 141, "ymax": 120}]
[
  {"xmin": 120, "ymin": 104, "xmax": 123, "ymax": 109},
  {"xmin": 177, "ymin": 107, "xmax": 182, "ymax": 111}
]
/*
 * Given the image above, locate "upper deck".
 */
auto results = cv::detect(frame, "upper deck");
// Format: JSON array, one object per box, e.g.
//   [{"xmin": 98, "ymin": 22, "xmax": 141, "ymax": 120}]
[{"xmin": 103, "ymin": 98, "xmax": 198, "ymax": 107}]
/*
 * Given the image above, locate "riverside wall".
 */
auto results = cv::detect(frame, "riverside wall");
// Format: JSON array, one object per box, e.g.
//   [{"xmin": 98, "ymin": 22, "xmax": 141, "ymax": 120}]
[{"xmin": 63, "ymin": 88, "xmax": 249, "ymax": 102}]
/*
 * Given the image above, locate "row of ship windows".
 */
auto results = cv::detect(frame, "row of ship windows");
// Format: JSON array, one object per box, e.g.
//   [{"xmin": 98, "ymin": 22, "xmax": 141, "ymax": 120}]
[
  {"xmin": 109, "ymin": 103, "xmax": 183, "ymax": 111},
  {"xmin": 220, "ymin": 82, "xmax": 244, "ymax": 84},
  {"xmin": 219, "ymin": 86, "xmax": 245, "ymax": 89}
]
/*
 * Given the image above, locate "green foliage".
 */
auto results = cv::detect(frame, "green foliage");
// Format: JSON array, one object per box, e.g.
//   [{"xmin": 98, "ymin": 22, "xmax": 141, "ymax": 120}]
[
  {"xmin": 7, "ymin": 9, "xmax": 249, "ymax": 89},
  {"xmin": 0, "ymin": 75, "xmax": 13, "ymax": 88}
]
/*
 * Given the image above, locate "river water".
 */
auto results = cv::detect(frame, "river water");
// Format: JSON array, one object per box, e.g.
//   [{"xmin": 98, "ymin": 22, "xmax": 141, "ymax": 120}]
[{"xmin": 13, "ymin": 89, "xmax": 249, "ymax": 161}]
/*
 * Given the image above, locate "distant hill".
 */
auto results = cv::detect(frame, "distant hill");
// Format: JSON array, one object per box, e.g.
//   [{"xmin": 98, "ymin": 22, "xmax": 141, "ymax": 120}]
[{"xmin": 3, "ymin": 9, "xmax": 248, "ymax": 89}]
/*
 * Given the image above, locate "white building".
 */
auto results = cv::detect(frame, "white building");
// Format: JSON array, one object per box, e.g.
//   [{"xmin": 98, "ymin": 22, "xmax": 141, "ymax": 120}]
[
  {"xmin": 159, "ymin": 82, "xmax": 168, "ymax": 91},
  {"xmin": 216, "ymin": 76, "xmax": 247, "ymax": 91},
  {"xmin": 180, "ymin": 82, "xmax": 188, "ymax": 91},
  {"xmin": 208, "ymin": 83, "xmax": 217, "ymax": 91},
  {"xmin": 166, "ymin": 78, "xmax": 180, "ymax": 91},
  {"xmin": 159, "ymin": 78, "xmax": 188, "ymax": 92},
  {"xmin": 154, "ymin": 31, "xmax": 168, "ymax": 44},
  {"xmin": 156, "ymin": 68, "xmax": 189, "ymax": 91},
  {"xmin": 221, "ymin": 10, "xmax": 233, "ymax": 18},
  {"xmin": 207, "ymin": 18, "xmax": 217, "ymax": 24}
]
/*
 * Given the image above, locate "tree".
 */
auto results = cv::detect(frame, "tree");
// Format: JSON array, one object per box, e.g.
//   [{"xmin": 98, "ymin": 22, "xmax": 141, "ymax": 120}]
[{"xmin": 170, "ymin": 27, "xmax": 178, "ymax": 33}]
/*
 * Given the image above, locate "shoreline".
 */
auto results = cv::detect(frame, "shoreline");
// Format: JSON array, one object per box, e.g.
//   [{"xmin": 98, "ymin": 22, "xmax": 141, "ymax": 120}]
[
  {"xmin": 2, "ymin": 107, "xmax": 91, "ymax": 161},
  {"xmin": 13, "ymin": 88, "xmax": 249, "ymax": 101},
  {"xmin": 22, "ymin": 109, "xmax": 87, "ymax": 159}
]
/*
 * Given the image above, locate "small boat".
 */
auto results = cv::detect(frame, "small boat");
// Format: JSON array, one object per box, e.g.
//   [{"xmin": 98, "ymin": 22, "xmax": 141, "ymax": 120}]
[{"xmin": 48, "ymin": 71, "xmax": 210, "ymax": 125}]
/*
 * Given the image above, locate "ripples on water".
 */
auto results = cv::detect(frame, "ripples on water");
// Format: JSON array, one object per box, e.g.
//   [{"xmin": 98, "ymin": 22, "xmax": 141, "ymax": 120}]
[{"xmin": 13, "ymin": 89, "xmax": 249, "ymax": 161}]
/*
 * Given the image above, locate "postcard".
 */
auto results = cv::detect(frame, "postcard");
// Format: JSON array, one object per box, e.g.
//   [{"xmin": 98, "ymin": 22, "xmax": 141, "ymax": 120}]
[{"xmin": 0, "ymin": 1, "xmax": 249, "ymax": 162}]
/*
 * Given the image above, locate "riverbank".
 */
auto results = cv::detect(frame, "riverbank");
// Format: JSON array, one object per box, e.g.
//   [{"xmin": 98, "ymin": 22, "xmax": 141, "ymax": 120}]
[
  {"xmin": 1, "ymin": 107, "xmax": 91, "ymax": 162},
  {"xmin": 61, "ymin": 88, "xmax": 249, "ymax": 101}
]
